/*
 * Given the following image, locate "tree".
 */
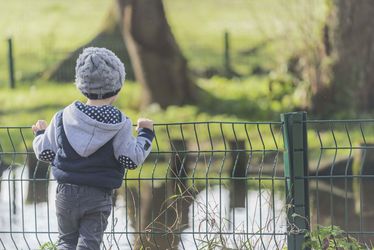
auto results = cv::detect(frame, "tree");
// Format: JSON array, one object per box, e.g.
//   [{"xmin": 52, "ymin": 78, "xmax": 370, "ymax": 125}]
[
  {"xmin": 46, "ymin": 0, "xmax": 197, "ymax": 108},
  {"xmin": 117, "ymin": 0, "xmax": 197, "ymax": 108},
  {"xmin": 44, "ymin": 4, "xmax": 134, "ymax": 82},
  {"xmin": 312, "ymin": 0, "xmax": 374, "ymax": 115}
]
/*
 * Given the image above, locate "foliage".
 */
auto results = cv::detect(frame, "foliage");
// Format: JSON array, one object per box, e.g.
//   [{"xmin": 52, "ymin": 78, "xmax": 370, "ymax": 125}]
[
  {"xmin": 39, "ymin": 241, "xmax": 57, "ymax": 250},
  {"xmin": 197, "ymin": 75, "xmax": 300, "ymax": 120},
  {"xmin": 303, "ymin": 226, "xmax": 368, "ymax": 250}
]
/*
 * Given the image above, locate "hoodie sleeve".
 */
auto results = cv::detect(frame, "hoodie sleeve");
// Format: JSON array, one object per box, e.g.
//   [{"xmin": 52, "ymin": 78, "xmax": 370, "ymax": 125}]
[
  {"xmin": 32, "ymin": 113, "xmax": 59, "ymax": 163},
  {"xmin": 113, "ymin": 119, "xmax": 154, "ymax": 169}
]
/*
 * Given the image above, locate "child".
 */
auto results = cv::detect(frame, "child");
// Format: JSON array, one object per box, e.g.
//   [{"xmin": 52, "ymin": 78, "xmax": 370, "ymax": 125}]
[{"xmin": 32, "ymin": 47, "xmax": 154, "ymax": 250}]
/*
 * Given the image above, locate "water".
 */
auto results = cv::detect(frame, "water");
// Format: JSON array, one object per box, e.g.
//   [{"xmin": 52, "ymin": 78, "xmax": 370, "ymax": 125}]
[
  {"xmin": 0, "ymin": 167, "xmax": 287, "ymax": 250},
  {"xmin": 309, "ymin": 178, "xmax": 374, "ymax": 245},
  {"xmin": 3, "ymin": 166, "xmax": 374, "ymax": 249},
  {"xmin": 179, "ymin": 186, "xmax": 286, "ymax": 249}
]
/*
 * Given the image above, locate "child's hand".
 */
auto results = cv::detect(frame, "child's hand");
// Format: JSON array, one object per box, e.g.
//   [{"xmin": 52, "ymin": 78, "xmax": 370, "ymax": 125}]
[
  {"xmin": 136, "ymin": 118, "xmax": 153, "ymax": 132},
  {"xmin": 32, "ymin": 120, "xmax": 48, "ymax": 133}
]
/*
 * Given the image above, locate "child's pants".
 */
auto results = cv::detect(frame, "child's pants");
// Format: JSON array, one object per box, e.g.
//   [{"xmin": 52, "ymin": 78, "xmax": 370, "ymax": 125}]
[{"xmin": 55, "ymin": 183, "xmax": 112, "ymax": 250}]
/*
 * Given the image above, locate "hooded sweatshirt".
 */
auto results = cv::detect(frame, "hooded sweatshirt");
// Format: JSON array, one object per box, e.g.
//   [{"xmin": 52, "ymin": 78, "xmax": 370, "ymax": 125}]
[{"xmin": 33, "ymin": 101, "xmax": 154, "ymax": 189}]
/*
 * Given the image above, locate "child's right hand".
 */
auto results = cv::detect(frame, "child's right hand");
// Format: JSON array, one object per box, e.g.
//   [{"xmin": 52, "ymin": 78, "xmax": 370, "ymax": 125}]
[{"xmin": 136, "ymin": 118, "xmax": 153, "ymax": 132}]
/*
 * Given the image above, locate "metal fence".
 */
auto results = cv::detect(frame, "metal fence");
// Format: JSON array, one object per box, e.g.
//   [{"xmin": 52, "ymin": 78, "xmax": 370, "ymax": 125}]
[
  {"xmin": 0, "ymin": 112, "xmax": 373, "ymax": 249},
  {"xmin": 305, "ymin": 118, "xmax": 374, "ymax": 249}
]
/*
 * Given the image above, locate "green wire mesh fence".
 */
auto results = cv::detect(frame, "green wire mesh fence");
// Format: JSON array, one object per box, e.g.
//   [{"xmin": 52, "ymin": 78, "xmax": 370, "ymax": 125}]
[
  {"xmin": 0, "ymin": 121, "xmax": 286, "ymax": 250},
  {"xmin": 0, "ymin": 113, "xmax": 373, "ymax": 249},
  {"xmin": 305, "ymin": 118, "xmax": 374, "ymax": 249}
]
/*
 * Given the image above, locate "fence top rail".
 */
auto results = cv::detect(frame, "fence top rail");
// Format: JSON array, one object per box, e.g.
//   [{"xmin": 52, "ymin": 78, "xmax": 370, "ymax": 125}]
[
  {"xmin": 0, "ymin": 118, "xmax": 373, "ymax": 129},
  {"xmin": 153, "ymin": 121, "xmax": 283, "ymax": 125},
  {"xmin": 305, "ymin": 119, "xmax": 374, "ymax": 123},
  {"xmin": 0, "ymin": 126, "xmax": 31, "ymax": 129},
  {"xmin": 0, "ymin": 121, "xmax": 283, "ymax": 129}
]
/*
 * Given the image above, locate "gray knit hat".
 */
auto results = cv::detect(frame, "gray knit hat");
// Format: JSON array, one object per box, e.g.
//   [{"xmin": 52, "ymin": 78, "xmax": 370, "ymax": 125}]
[{"xmin": 75, "ymin": 47, "xmax": 125, "ymax": 99}]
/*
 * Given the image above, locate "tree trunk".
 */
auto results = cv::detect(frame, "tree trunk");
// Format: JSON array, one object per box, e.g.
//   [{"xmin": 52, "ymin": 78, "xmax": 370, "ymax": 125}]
[
  {"xmin": 333, "ymin": 0, "xmax": 374, "ymax": 112},
  {"xmin": 313, "ymin": 0, "xmax": 374, "ymax": 114},
  {"xmin": 44, "ymin": 5, "xmax": 134, "ymax": 82},
  {"xmin": 26, "ymin": 153, "xmax": 50, "ymax": 203},
  {"xmin": 130, "ymin": 139, "xmax": 193, "ymax": 249},
  {"xmin": 117, "ymin": 0, "xmax": 197, "ymax": 108}
]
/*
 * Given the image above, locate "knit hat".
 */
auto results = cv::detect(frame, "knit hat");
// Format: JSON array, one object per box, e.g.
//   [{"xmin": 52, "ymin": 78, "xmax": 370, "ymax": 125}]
[{"xmin": 75, "ymin": 47, "xmax": 126, "ymax": 99}]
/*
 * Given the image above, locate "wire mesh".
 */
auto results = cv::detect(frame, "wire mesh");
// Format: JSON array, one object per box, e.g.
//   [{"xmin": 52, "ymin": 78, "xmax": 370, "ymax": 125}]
[
  {"xmin": 0, "ymin": 121, "xmax": 286, "ymax": 250},
  {"xmin": 305, "ymin": 119, "xmax": 374, "ymax": 248}
]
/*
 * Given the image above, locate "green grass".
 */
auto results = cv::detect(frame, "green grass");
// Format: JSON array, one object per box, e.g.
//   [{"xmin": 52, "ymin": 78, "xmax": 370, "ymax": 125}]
[
  {"xmin": 0, "ymin": 0, "xmax": 111, "ymax": 84},
  {"xmin": 165, "ymin": 0, "xmax": 327, "ymax": 75},
  {"xmin": 0, "ymin": 0, "xmax": 327, "ymax": 84},
  {"xmin": 2, "ymin": 80, "xmax": 371, "ymax": 175},
  {"xmin": 0, "ymin": 0, "xmax": 334, "ymax": 123},
  {"xmin": 0, "ymin": 75, "xmax": 301, "ymax": 126},
  {"xmin": 39, "ymin": 241, "xmax": 57, "ymax": 250},
  {"xmin": 0, "ymin": 78, "xmax": 286, "ymax": 152},
  {"xmin": 0, "ymin": 0, "xmax": 334, "ymax": 117}
]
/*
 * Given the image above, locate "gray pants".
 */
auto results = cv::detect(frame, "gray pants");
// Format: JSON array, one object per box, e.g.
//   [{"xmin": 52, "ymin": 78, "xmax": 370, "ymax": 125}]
[{"xmin": 55, "ymin": 183, "xmax": 112, "ymax": 250}]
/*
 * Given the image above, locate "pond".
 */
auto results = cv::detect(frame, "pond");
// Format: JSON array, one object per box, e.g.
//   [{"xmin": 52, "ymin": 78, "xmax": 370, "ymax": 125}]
[
  {"xmin": 1, "ymin": 168, "xmax": 374, "ymax": 249},
  {"xmin": 0, "ymin": 166, "xmax": 287, "ymax": 250}
]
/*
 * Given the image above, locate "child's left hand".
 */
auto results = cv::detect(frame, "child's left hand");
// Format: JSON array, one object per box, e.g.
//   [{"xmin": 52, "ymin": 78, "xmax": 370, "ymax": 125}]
[
  {"xmin": 136, "ymin": 118, "xmax": 154, "ymax": 132},
  {"xmin": 32, "ymin": 120, "xmax": 48, "ymax": 133}
]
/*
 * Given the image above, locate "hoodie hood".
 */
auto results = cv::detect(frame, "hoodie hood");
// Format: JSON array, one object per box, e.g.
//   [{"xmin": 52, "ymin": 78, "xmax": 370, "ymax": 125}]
[{"xmin": 62, "ymin": 102, "xmax": 128, "ymax": 157}]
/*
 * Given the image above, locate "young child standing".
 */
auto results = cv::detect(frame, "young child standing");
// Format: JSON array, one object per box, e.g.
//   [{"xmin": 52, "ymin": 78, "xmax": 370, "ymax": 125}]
[{"xmin": 32, "ymin": 47, "xmax": 154, "ymax": 250}]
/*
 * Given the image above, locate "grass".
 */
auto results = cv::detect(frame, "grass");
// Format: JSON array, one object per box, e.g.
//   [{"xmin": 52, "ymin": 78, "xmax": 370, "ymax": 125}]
[
  {"xmin": 0, "ymin": 82, "xmax": 139, "ymax": 126},
  {"xmin": 165, "ymin": 0, "xmax": 327, "ymax": 75},
  {"xmin": 0, "ymin": 0, "xmax": 371, "ymax": 162},
  {"xmin": 0, "ymin": 0, "xmax": 327, "ymax": 83},
  {"xmin": 39, "ymin": 241, "xmax": 57, "ymax": 250},
  {"xmin": 0, "ymin": 75, "xmax": 301, "ymax": 126},
  {"xmin": 0, "ymin": 78, "xmax": 372, "ymax": 163},
  {"xmin": 0, "ymin": 0, "xmax": 111, "ymax": 84},
  {"xmin": 0, "ymin": 0, "xmax": 336, "ymax": 121}
]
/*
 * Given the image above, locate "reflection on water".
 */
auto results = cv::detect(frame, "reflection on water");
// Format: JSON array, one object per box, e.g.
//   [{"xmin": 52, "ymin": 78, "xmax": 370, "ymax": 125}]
[
  {"xmin": 180, "ymin": 186, "xmax": 286, "ymax": 249},
  {"xmin": 3, "ymin": 168, "xmax": 374, "ymax": 249},
  {"xmin": 125, "ymin": 183, "xmax": 286, "ymax": 249},
  {"xmin": 0, "ymin": 167, "xmax": 287, "ymax": 249},
  {"xmin": 309, "ymin": 178, "xmax": 374, "ymax": 244}
]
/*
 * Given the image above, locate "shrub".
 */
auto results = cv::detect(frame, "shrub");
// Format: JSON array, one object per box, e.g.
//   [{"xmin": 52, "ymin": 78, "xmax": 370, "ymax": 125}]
[{"xmin": 303, "ymin": 226, "xmax": 368, "ymax": 250}]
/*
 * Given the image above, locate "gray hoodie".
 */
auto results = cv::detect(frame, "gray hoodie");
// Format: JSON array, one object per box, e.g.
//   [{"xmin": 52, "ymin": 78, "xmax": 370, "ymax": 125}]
[{"xmin": 33, "ymin": 102, "xmax": 153, "ymax": 168}]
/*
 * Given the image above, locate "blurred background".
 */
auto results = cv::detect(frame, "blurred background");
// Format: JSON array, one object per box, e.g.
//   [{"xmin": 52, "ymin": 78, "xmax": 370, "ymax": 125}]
[
  {"xmin": 0, "ymin": 0, "xmax": 372, "ymax": 126},
  {"xmin": 1, "ymin": 1, "xmax": 374, "ymax": 249}
]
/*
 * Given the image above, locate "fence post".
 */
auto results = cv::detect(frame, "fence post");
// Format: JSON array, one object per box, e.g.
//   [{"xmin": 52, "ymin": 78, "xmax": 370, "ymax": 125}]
[
  {"xmin": 7, "ymin": 37, "xmax": 15, "ymax": 89},
  {"xmin": 224, "ymin": 30, "xmax": 231, "ymax": 77},
  {"xmin": 229, "ymin": 139, "xmax": 246, "ymax": 208},
  {"xmin": 281, "ymin": 112, "xmax": 310, "ymax": 250}
]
